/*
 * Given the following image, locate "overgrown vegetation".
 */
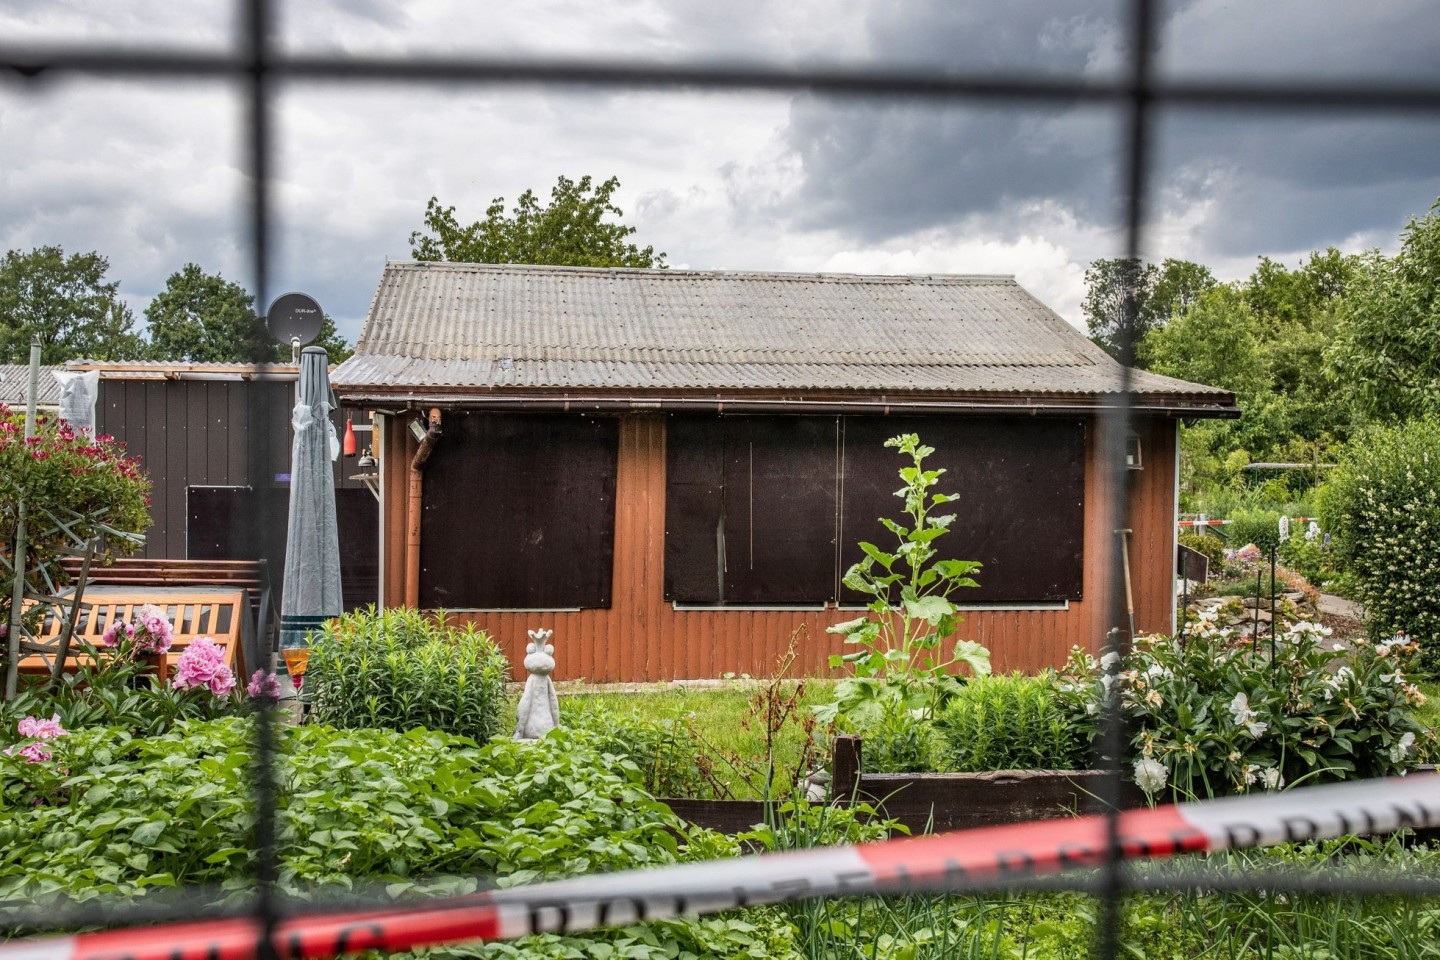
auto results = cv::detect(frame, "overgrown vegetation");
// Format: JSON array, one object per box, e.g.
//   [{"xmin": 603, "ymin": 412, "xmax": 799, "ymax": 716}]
[
  {"xmin": 306, "ymin": 607, "xmax": 509, "ymax": 742},
  {"xmin": 1056, "ymin": 621, "xmax": 1434, "ymax": 801},
  {"xmin": 1320, "ymin": 416, "xmax": 1440, "ymax": 675},
  {"xmin": 934, "ymin": 672, "xmax": 1087, "ymax": 773}
]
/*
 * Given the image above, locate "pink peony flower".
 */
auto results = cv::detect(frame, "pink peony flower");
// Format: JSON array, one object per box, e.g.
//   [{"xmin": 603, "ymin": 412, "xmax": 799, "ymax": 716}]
[
  {"xmin": 6, "ymin": 742, "xmax": 53, "ymax": 763},
  {"xmin": 16, "ymin": 714, "xmax": 67, "ymax": 740},
  {"xmin": 100, "ymin": 619, "xmax": 133, "ymax": 647},
  {"xmin": 132, "ymin": 604, "xmax": 174, "ymax": 653},
  {"xmin": 172, "ymin": 637, "xmax": 235, "ymax": 697},
  {"xmin": 247, "ymin": 669, "xmax": 281, "ymax": 700}
]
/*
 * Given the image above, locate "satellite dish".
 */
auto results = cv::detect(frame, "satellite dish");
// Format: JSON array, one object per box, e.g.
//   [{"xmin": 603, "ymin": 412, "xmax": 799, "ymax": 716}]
[{"xmin": 266, "ymin": 292, "xmax": 325, "ymax": 349}]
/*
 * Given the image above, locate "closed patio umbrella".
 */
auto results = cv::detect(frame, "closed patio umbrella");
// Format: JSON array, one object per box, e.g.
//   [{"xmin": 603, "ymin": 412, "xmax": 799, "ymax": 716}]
[{"xmin": 279, "ymin": 346, "xmax": 342, "ymax": 695}]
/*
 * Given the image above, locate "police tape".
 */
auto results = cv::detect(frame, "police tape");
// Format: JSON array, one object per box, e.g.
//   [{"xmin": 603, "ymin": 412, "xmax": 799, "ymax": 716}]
[{"xmin": 7, "ymin": 773, "xmax": 1437, "ymax": 960}]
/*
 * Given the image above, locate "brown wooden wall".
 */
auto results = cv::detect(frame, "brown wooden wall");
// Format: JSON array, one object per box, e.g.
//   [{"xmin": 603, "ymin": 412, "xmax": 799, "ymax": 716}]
[
  {"xmin": 96, "ymin": 378, "xmax": 379, "ymax": 608},
  {"xmin": 381, "ymin": 412, "xmax": 1177, "ymax": 681}
]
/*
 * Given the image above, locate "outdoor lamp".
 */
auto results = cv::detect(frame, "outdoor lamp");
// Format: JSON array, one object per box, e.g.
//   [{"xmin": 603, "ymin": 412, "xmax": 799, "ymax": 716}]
[{"xmin": 357, "ymin": 447, "xmax": 376, "ymax": 470}]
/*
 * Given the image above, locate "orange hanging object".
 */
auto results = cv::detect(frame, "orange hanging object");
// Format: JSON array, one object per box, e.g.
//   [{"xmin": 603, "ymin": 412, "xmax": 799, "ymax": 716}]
[{"xmin": 343, "ymin": 418, "xmax": 357, "ymax": 457}]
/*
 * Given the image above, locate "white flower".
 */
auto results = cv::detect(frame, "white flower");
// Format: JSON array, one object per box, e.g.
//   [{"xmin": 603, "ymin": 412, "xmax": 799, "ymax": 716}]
[
  {"xmin": 1260, "ymin": 767, "xmax": 1284, "ymax": 791},
  {"xmin": 1241, "ymin": 764, "xmax": 1259, "ymax": 786},
  {"xmin": 1100, "ymin": 651, "xmax": 1121, "ymax": 670},
  {"xmin": 1376, "ymin": 643, "xmax": 1391, "ymax": 657},
  {"xmin": 1146, "ymin": 663, "xmax": 1171, "ymax": 680},
  {"xmin": 1389, "ymin": 732, "xmax": 1416, "ymax": 764},
  {"xmin": 1133, "ymin": 757, "xmax": 1168, "ymax": 796},
  {"xmin": 1229, "ymin": 693, "xmax": 1267, "ymax": 737}
]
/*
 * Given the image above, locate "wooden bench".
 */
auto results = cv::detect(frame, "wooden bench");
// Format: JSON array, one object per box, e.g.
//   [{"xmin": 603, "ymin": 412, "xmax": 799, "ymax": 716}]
[
  {"xmin": 18, "ymin": 590, "xmax": 249, "ymax": 682},
  {"xmin": 60, "ymin": 557, "xmax": 275, "ymax": 672}
]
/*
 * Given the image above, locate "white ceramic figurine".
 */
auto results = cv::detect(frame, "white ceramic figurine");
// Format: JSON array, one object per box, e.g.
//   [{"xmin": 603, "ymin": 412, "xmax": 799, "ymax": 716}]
[{"xmin": 514, "ymin": 628, "xmax": 560, "ymax": 740}]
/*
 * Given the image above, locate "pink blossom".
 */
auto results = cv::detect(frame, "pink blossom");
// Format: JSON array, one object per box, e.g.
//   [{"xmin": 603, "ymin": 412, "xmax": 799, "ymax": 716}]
[
  {"xmin": 172, "ymin": 637, "xmax": 235, "ymax": 697},
  {"xmin": 247, "ymin": 669, "xmax": 281, "ymax": 700},
  {"xmin": 132, "ymin": 604, "xmax": 173, "ymax": 653},
  {"xmin": 100, "ymin": 619, "xmax": 133, "ymax": 647},
  {"xmin": 5, "ymin": 742, "xmax": 53, "ymax": 764},
  {"xmin": 16, "ymin": 714, "xmax": 67, "ymax": 740}
]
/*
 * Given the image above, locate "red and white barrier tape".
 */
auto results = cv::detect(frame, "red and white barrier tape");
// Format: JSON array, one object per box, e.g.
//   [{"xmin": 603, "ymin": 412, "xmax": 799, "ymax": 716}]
[
  {"xmin": 7, "ymin": 773, "xmax": 1437, "ymax": 960},
  {"xmin": 1177, "ymin": 518, "xmax": 1318, "ymax": 528}
]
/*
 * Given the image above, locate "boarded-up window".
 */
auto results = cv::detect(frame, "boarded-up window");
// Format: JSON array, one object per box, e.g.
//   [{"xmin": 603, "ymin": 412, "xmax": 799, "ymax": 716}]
[
  {"xmin": 665, "ymin": 416, "xmax": 837, "ymax": 604},
  {"xmin": 420, "ymin": 412, "xmax": 618, "ymax": 609},
  {"xmin": 665, "ymin": 414, "xmax": 1084, "ymax": 606},
  {"xmin": 839, "ymin": 417, "xmax": 1085, "ymax": 604}
]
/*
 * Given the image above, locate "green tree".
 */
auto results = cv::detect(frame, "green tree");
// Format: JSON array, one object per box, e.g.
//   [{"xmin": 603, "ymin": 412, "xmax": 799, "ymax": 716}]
[
  {"xmin": 1329, "ymin": 198, "xmax": 1440, "ymax": 424},
  {"xmin": 0, "ymin": 246, "xmax": 143, "ymax": 363},
  {"xmin": 409, "ymin": 174, "xmax": 665, "ymax": 268},
  {"xmin": 145, "ymin": 263, "xmax": 271, "ymax": 363},
  {"xmin": 1081, "ymin": 257, "xmax": 1214, "ymax": 363}
]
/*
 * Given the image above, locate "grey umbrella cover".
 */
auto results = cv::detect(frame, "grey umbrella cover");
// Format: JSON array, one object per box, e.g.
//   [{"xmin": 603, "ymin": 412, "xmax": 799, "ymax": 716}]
[{"xmin": 281, "ymin": 347, "xmax": 343, "ymax": 639}]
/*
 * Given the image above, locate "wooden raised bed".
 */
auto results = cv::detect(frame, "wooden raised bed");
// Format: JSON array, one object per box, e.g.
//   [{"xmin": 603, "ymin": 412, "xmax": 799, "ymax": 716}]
[{"xmin": 659, "ymin": 735, "xmax": 1142, "ymax": 836}]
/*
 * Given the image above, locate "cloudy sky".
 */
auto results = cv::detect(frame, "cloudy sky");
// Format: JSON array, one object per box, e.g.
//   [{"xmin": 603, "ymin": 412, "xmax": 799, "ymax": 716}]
[{"xmin": 2, "ymin": 0, "xmax": 1438, "ymax": 346}]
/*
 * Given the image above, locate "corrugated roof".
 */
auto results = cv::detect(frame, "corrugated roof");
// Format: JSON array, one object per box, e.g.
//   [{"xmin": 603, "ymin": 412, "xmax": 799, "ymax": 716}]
[
  {"xmin": 0, "ymin": 365, "xmax": 63, "ymax": 405},
  {"xmin": 332, "ymin": 262, "xmax": 1234, "ymax": 409}
]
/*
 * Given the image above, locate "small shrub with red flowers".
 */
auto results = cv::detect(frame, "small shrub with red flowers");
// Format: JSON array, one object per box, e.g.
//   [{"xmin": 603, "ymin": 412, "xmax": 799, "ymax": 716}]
[
  {"xmin": 1054, "ymin": 617, "xmax": 1435, "ymax": 802},
  {"xmin": 0, "ymin": 403, "xmax": 150, "ymax": 653}
]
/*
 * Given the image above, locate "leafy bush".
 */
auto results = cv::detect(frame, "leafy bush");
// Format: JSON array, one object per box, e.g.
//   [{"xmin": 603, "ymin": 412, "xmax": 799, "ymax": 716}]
[
  {"xmin": 1, "ymin": 636, "xmax": 240, "ymax": 739},
  {"xmin": 1226, "ymin": 508, "xmax": 1283, "ymax": 554},
  {"xmin": 1054, "ymin": 619, "xmax": 1434, "ymax": 801},
  {"xmin": 934, "ymin": 672, "xmax": 1086, "ymax": 772},
  {"xmin": 1177, "ymin": 531, "xmax": 1226, "ymax": 571},
  {"xmin": 0, "ymin": 720, "xmax": 687, "ymax": 901},
  {"xmin": 306, "ymin": 607, "xmax": 508, "ymax": 740},
  {"xmin": 0, "ymin": 406, "xmax": 150, "ymax": 651},
  {"xmin": 817, "ymin": 434, "xmax": 991, "ymax": 772},
  {"xmin": 566, "ymin": 703, "xmax": 713, "ymax": 798},
  {"xmin": 1321, "ymin": 416, "xmax": 1440, "ymax": 673}
]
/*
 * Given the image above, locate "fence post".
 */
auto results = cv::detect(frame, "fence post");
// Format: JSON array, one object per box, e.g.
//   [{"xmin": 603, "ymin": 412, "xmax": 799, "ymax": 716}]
[{"xmin": 832, "ymin": 734, "xmax": 862, "ymax": 805}]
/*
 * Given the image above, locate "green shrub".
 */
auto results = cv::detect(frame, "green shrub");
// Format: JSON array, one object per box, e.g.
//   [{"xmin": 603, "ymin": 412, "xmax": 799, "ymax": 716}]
[
  {"xmin": 1321, "ymin": 417, "xmax": 1440, "ymax": 673},
  {"xmin": 306, "ymin": 607, "xmax": 508, "ymax": 740},
  {"xmin": 934, "ymin": 672, "xmax": 1086, "ymax": 772},
  {"xmin": 1226, "ymin": 508, "xmax": 1283, "ymax": 553},
  {"xmin": 1177, "ymin": 531, "xmax": 1226, "ymax": 571},
  {"xmin": 0, "ymin": 719, "xmax": 687, "ymax": 901},
  {"xmin": 1055, "ymin": 620, "xmax": 1434, "ymax": 801},
  {"xmin": 567, "ymin": 703, "xmax": 713, "ymax": 798}
]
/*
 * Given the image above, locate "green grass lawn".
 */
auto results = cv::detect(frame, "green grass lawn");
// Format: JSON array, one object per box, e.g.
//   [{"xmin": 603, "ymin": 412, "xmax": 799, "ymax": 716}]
[
  {"xmin": 547, "ymin": 679, "xmax": 837, "ymax": 799},
  {"xmin": 1419, "ymin": 682, "xmax": 1440, "ymax": 740}
]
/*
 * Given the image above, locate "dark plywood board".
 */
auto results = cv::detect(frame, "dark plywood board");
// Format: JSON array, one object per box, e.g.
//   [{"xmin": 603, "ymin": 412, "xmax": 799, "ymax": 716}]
[
  {"xmin": 719, "ymin": 416, "xmax": 838, "ymax": 604},
  {"xmin": 663, "ymin": 415, "xmax": 726, "ymax": 603},
  {"xmin": 840, "ymin": 416, "xmax": 1085, "ymax": 604},
  {"xmin": 420, "ymin": 412, "xmax": 618, "ymax": 610},
  {"xmin": 187, "ymin": 485, "xmax": 377, "ymax": 612}
]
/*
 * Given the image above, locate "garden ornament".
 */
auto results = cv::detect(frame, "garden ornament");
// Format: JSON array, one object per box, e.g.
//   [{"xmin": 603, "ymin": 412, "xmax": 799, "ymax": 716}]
[
  {"xmin": 801, "ymin": 766, "xmax": 831, "ymax": 803},
  {"xmin": 514, "ymin": 628, "xmax": 560, "ymax": 740}
]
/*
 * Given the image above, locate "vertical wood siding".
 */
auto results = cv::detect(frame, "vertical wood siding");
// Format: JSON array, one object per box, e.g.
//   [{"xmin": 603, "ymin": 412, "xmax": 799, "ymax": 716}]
[{"xmin": 387, "ymin": 412, "xmax": 1178, "ymax": 682}]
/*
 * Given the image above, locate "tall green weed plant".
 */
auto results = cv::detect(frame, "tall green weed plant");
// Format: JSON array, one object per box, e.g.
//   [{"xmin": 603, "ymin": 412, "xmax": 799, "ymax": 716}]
[
  {"xmin": 816, "ymin": 434, "xmax": 991, "ymax": 772},
  {"xmin": 306, "ymin": 607, "xmax": 508, "ymax": 741}
]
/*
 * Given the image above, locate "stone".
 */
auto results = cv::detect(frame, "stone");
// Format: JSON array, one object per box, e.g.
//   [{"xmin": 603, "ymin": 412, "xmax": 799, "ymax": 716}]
[{"xmin": 515, "ymin": 628, "xmax": 561, "ymax": 741}]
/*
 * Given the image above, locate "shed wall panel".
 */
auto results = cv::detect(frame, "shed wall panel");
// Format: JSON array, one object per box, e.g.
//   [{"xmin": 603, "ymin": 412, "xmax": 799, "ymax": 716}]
[{"xmin": 394, "ymin": 413, "xmax": 1177, "ymax": 682}]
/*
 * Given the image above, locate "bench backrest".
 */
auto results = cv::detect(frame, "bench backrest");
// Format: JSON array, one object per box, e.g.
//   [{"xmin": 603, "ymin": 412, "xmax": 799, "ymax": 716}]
[{"xmin": 19, "ymin": 590, "xmax": 248, "ymax": 682}]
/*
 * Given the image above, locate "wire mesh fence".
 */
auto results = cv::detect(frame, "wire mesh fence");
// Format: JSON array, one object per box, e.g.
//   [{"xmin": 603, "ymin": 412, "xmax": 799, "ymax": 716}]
[{"xmin": 3, "ymin": 0, "xmax": 1440, "ymax": 957}]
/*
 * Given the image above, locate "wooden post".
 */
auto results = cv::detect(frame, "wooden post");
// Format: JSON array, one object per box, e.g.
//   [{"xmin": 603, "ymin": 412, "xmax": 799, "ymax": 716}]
[{"xmin": 832, "ymin": 734, "xmax": 862, "ymax": 805}]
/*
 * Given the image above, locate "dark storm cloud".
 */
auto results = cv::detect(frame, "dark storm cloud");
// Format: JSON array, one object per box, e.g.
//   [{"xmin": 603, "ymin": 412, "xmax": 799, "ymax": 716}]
[{"xmin": 779, "ymin": 0, "xmax": 1440, "ymax": 257}]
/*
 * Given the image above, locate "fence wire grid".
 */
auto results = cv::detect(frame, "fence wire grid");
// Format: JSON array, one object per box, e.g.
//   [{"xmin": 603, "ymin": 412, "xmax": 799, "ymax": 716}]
[{"xmin": 3, "ymin": 1, "xmax": 1440, "ymax": 958}]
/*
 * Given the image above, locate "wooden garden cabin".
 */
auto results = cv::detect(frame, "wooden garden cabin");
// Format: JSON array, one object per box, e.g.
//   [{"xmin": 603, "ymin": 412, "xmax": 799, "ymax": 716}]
[{"xmin": 331, "ymin": 262, "xmax": 1238, "ymax": 681}]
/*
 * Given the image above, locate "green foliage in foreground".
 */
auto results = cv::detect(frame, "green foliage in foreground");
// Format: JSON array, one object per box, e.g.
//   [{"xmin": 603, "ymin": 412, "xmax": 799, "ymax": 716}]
[
  {"xmin": 306, "ymin": 607, "xmax": 510, "ymax": 742},
  {"xmin": 4, "ymin": 714, "xmax": 1439, "ymax": 959},
  {"xmin": 1321, "ymin": 416, "xmax": 1440, "ymax": 674}
]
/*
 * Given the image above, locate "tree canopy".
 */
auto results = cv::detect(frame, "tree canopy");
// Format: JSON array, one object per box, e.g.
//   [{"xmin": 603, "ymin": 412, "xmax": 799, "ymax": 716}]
[
  {"xmin": 145, "ymin": 264, "xmax": 353, "ymax": 364},
  {"xmin": 1081, "ymin": 257, "xmax": 1214, "ymax": 363},
  {"xmin": 409, "ymin": 174, "xmax": 665, "ymax": 268},
  {"xmin": 0, "ymin": 246, "xmax": 144, "ymax": 364},
  {"xmin": 1328, "ymin": 198, "xmax": 1440, "ymax": 424},
  {"xmin": 145, "ymin": 263, "xmax": 271, "ymax": 363}
]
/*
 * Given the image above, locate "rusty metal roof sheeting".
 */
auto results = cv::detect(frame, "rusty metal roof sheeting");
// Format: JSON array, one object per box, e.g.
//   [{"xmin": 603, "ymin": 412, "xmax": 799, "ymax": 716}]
[
  {"xmin": 0, "ymin": 365, "xmax": 63, "ymax": 406},
  {"xmin": 333, "ymin": 262, "xmax": 1234, "ymax": 407}
]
